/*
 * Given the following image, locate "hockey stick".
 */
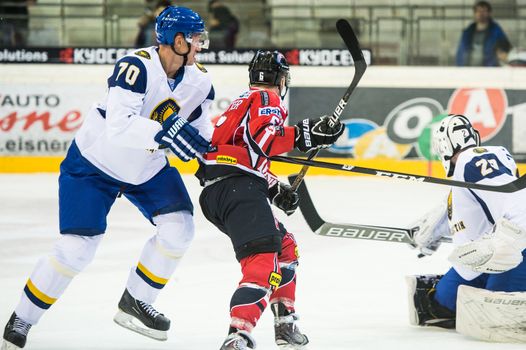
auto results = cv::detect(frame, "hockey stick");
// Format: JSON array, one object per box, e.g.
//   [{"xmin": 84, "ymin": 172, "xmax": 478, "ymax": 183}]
[
  {"xmin": 290, "ymin": 19, "xmax": 367, "ymax": 191},
  {"xmin": 288, "ymin": 174, "xmax": 452, "ymax": 247},
  {"xmin": 272, "ymin": 155, "xmax": 526, "ymax": 193}
]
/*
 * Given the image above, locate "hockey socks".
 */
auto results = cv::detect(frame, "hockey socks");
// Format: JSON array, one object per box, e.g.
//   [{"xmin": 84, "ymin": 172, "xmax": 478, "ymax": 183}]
[
  {"xmin": 228, "ymin": 252, "xmax": 281, "ymax": 331},
  {"xmin": 270, "ymin": 263, "xmax": 297, "ymax": 312},
  {"xmin": 14, "ymin": 234, "xmax": 102, "ymax": 326},
  {"xmin": 125, "ymin": 212, "xmax": 194, "ymax": 303},
  {"xmin": 230, "ymin": 284, "xmax": 269, "ymax": 332}
]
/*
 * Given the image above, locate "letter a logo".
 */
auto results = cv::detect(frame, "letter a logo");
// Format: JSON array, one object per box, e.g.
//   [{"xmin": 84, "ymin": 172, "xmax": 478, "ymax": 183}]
[{"xmin": 447, "ymin": 88, "xmax": 507, "ymax": 142}]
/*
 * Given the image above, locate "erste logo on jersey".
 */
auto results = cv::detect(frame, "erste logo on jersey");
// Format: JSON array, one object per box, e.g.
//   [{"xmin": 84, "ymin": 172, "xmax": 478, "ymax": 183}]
[
  {"xmin": 448, "ymin": 88, "xmax": 507, "ymax": 142},
  {"xmin": 258, "ymin": 107, "xmax": 282, "ymax": 117},
  {"xmin": 150, "ymin": 98, "xmax": 181, "ymax": 124}
]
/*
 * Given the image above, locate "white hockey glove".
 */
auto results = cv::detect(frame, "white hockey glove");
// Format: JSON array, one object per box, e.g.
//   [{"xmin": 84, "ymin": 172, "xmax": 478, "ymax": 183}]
[
  {"xmin": 410, "ymin": 201, "xmax": 450, "ymax": 257},
  {"xmin": 449, "ymin": 218, "xmax": 526, "ymax": 274}
]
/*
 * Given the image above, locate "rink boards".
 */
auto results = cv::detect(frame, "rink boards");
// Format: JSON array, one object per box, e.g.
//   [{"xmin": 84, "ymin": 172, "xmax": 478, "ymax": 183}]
[{"xmin": 2, "ymin": 64, "xmax": 526, "ymax": 174}]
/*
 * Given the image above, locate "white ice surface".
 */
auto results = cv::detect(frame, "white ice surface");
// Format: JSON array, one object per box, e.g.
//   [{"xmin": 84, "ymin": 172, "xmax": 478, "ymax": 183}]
[{"xmin": 0, "ymin": 174, "xmax": 524, "ymax": 350}]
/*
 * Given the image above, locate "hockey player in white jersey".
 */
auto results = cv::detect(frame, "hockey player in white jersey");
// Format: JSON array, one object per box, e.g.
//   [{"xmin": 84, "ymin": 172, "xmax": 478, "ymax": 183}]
[
  {"xmin": 407, "ymin": 114, "xmax": 526, "ymax": 342},
  {"xmin": 2, "ymin": 6, "xmax": 214, "ymax": 349}
]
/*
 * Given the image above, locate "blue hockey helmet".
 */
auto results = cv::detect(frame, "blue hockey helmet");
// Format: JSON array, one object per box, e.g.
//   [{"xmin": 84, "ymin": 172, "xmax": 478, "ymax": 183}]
[{"xmin": 155, "ymin": 6, "xmax": 208, "ymax": 48}]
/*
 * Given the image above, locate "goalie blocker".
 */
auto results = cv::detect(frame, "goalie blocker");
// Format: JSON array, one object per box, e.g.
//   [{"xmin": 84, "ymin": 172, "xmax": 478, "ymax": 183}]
[{"xmin": 407, "ymin": 275, "xmax": 526, "ymax": 343}]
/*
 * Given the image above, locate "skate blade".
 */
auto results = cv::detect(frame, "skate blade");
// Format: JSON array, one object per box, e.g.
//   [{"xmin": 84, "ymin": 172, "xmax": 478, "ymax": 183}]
[
  {"xmin": 113, "ymin": 310, "xmax": 168, "ymax": 341},
  {"xmin": 276, "ymin": 341, "xmax": 308, "ymax": 350},
  {"xmin": 1, "ymin": 340, "xmax": 21, "ymax": 350},
  {"xmin": 405, "ymin": 276, "xmax": 419, "ymax": 326}
]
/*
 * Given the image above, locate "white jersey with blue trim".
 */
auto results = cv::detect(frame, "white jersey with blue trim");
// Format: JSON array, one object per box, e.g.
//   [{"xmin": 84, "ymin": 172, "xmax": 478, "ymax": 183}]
[
  {"xmin": 74, "ymin": 46, "xmax": 214, "ymax": 185},
  {"xmin": 449, "ymin": 145, "xmax": 525, "ymax": 279}
]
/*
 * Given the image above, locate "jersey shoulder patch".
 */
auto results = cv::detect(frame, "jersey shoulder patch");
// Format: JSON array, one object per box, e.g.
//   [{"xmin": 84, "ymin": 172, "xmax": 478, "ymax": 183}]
[
  {"xmin": 472, "ymin": 147, "xmax": 488, "ymax": 154},
  {"xmin": 195, "ymin": 62, "xmax": 207, "ymax": 73},
  {"xmin": 134, "ymin": 50, "xmax": 151, "ymax": 59},
  {"xmin": 107, "ymin": 56, "xmax": 147, "ymax": 94}
]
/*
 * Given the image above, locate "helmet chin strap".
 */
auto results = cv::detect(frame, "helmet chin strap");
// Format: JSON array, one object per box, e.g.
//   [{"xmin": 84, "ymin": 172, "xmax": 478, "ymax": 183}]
[
  {"xmin": 279, "ymin": 85, "xmax": 288, "ymax": 100},
  {"xmin": 170, "ymin": 38, "xmax": 191, "ymax": 67},
  {"xmin": 278, "ymin": 77, "xmax": 288, "ymax": 100}
]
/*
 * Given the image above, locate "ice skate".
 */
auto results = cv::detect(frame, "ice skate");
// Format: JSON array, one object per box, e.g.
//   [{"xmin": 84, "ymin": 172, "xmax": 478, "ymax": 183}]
[
  {"xmin": 272, "ymin": 303, "xmax": 309, "ymax": 349},
  {"xmin": 406, "ymin": 275, "xmax": 455, "ymax": 329},
  {"xmin": 113, "ymin": 289, "xmax": 170, "ymax": 341},
  {"xmin": 219, "ymin": 330, "xmax": 256, "ymax": 350},
  {"xmin": 2, "ymin": 313, "xmax": 32, "ymax": 350}
]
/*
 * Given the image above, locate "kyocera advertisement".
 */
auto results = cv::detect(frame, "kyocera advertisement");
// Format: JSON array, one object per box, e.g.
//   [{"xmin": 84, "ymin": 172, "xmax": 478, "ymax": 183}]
[{"xmin": 289, "ymin": 87, "xmax": 526, "ymax": 161}]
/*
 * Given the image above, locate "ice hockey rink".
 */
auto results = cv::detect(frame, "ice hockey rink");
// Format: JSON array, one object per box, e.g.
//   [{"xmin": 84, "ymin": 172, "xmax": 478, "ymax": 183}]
[{"xmin": 1, "ymin": 173, "xmax": 524, "ymax": 350}]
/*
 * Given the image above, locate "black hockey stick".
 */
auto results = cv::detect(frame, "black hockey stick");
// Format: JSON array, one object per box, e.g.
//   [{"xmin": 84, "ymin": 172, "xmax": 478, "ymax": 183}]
[
  {"xmin": 272, "ymin": 155, "xmax": 526, "ymax": 193},
  {"xmin": 291, "ymin": 19, "xmax": 367, "ymax": 191},
  {"xmin": 288, "ymin": 174, "xmax": 452, "ymax": 247}
]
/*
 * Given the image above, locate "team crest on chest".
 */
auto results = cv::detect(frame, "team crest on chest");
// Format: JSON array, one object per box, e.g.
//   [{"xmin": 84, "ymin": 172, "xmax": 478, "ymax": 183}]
[{"xmin": 150, "ymin": 99, "xmax": 181, "ymax": 124}]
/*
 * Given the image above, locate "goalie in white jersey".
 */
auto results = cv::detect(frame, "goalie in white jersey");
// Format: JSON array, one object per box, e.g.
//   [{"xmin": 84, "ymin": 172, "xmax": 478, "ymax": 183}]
[
  {"xmin": 407, "ymin": 114, "xmax": 526, "ymax": 342},
  {"xmin": 2, "ymin": 6, "xmax": 214, "ymax": 349}
]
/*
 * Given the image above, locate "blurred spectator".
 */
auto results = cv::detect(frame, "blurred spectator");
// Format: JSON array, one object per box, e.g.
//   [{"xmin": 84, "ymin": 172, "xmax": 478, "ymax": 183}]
[
  {"xmin": 495, "ymin": 39, "xmax": 526, "ymax": 67},
  {"xmin": 0, "ymin": 0, "xmax": 36, "ymax": 47},
  {"xmin": 208, "ymin": 0, "xmax": 239, "ymax": 49},
  {"xmin": 135, "ymin": 0, "xmax": 173, "ymax": 47},
  {"xmin": 456, "ymin": 1, "xmax": 509, "ymax": 66}
]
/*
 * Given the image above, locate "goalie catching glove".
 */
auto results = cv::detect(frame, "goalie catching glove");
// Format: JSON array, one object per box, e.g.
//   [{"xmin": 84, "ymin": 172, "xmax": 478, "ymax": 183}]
[
  {"xmin": 449, "ymin": 218, "xmax": 526, "ymax": 274},
  {"xmin": 410, "ymin": 201, "xmax": 450, "ymax": 256},
  {"xmin": 269, "ymin": 182, "xmax": 299, "ymax": 215},
  {"xmin": 295, "ymin": 115, "xmax": 345, "ymax": 153},
  {"xmin": 154, "ymin": 113, "xmax": 211, "ymax": 162}
]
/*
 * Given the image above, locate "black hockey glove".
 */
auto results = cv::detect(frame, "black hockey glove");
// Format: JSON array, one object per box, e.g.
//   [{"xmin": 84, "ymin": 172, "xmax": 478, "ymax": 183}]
[
  {"xmin": 295, "ymin": 115, "xmax": 345, "ymax": 153},
  {"xmin": 269, "ymin": 182, "xmax": 299, "ymax": 216}
]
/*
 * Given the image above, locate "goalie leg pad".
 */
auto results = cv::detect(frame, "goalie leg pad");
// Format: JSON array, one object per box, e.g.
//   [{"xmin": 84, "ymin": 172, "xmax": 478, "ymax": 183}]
[
  {"xmin": 457, "ymin": 285, "xmax": 526, "ymax": 343},
  {"xmin": 406, "ymin": 274, "xmax": 456, "ymax": 329}
]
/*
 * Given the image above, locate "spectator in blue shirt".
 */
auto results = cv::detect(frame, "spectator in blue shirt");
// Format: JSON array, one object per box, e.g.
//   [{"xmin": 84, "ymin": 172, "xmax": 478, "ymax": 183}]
[{"xmin": 456, "ymin": 1, "xmax": 509, "ymax": 66}]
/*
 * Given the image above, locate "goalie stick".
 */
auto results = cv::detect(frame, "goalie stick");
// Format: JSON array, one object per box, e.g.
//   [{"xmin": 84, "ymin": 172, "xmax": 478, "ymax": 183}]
[
  {"xmin": 291, "ymin": 19, "xmax": 367, "ymax": 191},
  {"xmin": 272, "ymin": 155, "xmax": 526, "ymax": 193},
  {"xmin": 288, "ymin": 174, "xmax": 452, "ymax": 247}
]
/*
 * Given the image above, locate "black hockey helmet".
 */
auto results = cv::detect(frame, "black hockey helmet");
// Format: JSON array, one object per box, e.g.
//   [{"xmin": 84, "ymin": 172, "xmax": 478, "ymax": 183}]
[{"xmin": 248, "ymin": 50, "xmax": 290, "ymax": 90}]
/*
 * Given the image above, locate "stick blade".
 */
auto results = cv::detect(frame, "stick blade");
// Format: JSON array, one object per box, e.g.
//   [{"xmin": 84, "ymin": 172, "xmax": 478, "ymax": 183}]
[{"xmin": 288, "ymin": 174, "xmax": 325, "ymax": 232}]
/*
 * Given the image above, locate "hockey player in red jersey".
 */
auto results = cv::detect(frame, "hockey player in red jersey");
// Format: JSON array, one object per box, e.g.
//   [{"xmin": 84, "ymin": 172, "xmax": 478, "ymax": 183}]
[{"xmin": 196, "ymin": 50, "xmax": 345, "ymax": 350}]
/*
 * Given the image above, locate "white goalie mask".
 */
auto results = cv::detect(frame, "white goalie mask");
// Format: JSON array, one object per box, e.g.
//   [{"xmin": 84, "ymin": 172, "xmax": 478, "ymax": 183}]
[{"xmin": 432, "ymin": 114, "xmax": 480, "ymax": 177}]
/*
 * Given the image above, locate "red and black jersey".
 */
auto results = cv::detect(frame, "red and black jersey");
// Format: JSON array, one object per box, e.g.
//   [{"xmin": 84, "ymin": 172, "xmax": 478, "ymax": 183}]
[{"xmin": 197, "ymin": 87, "xmax": 295, "ymax": 185}]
